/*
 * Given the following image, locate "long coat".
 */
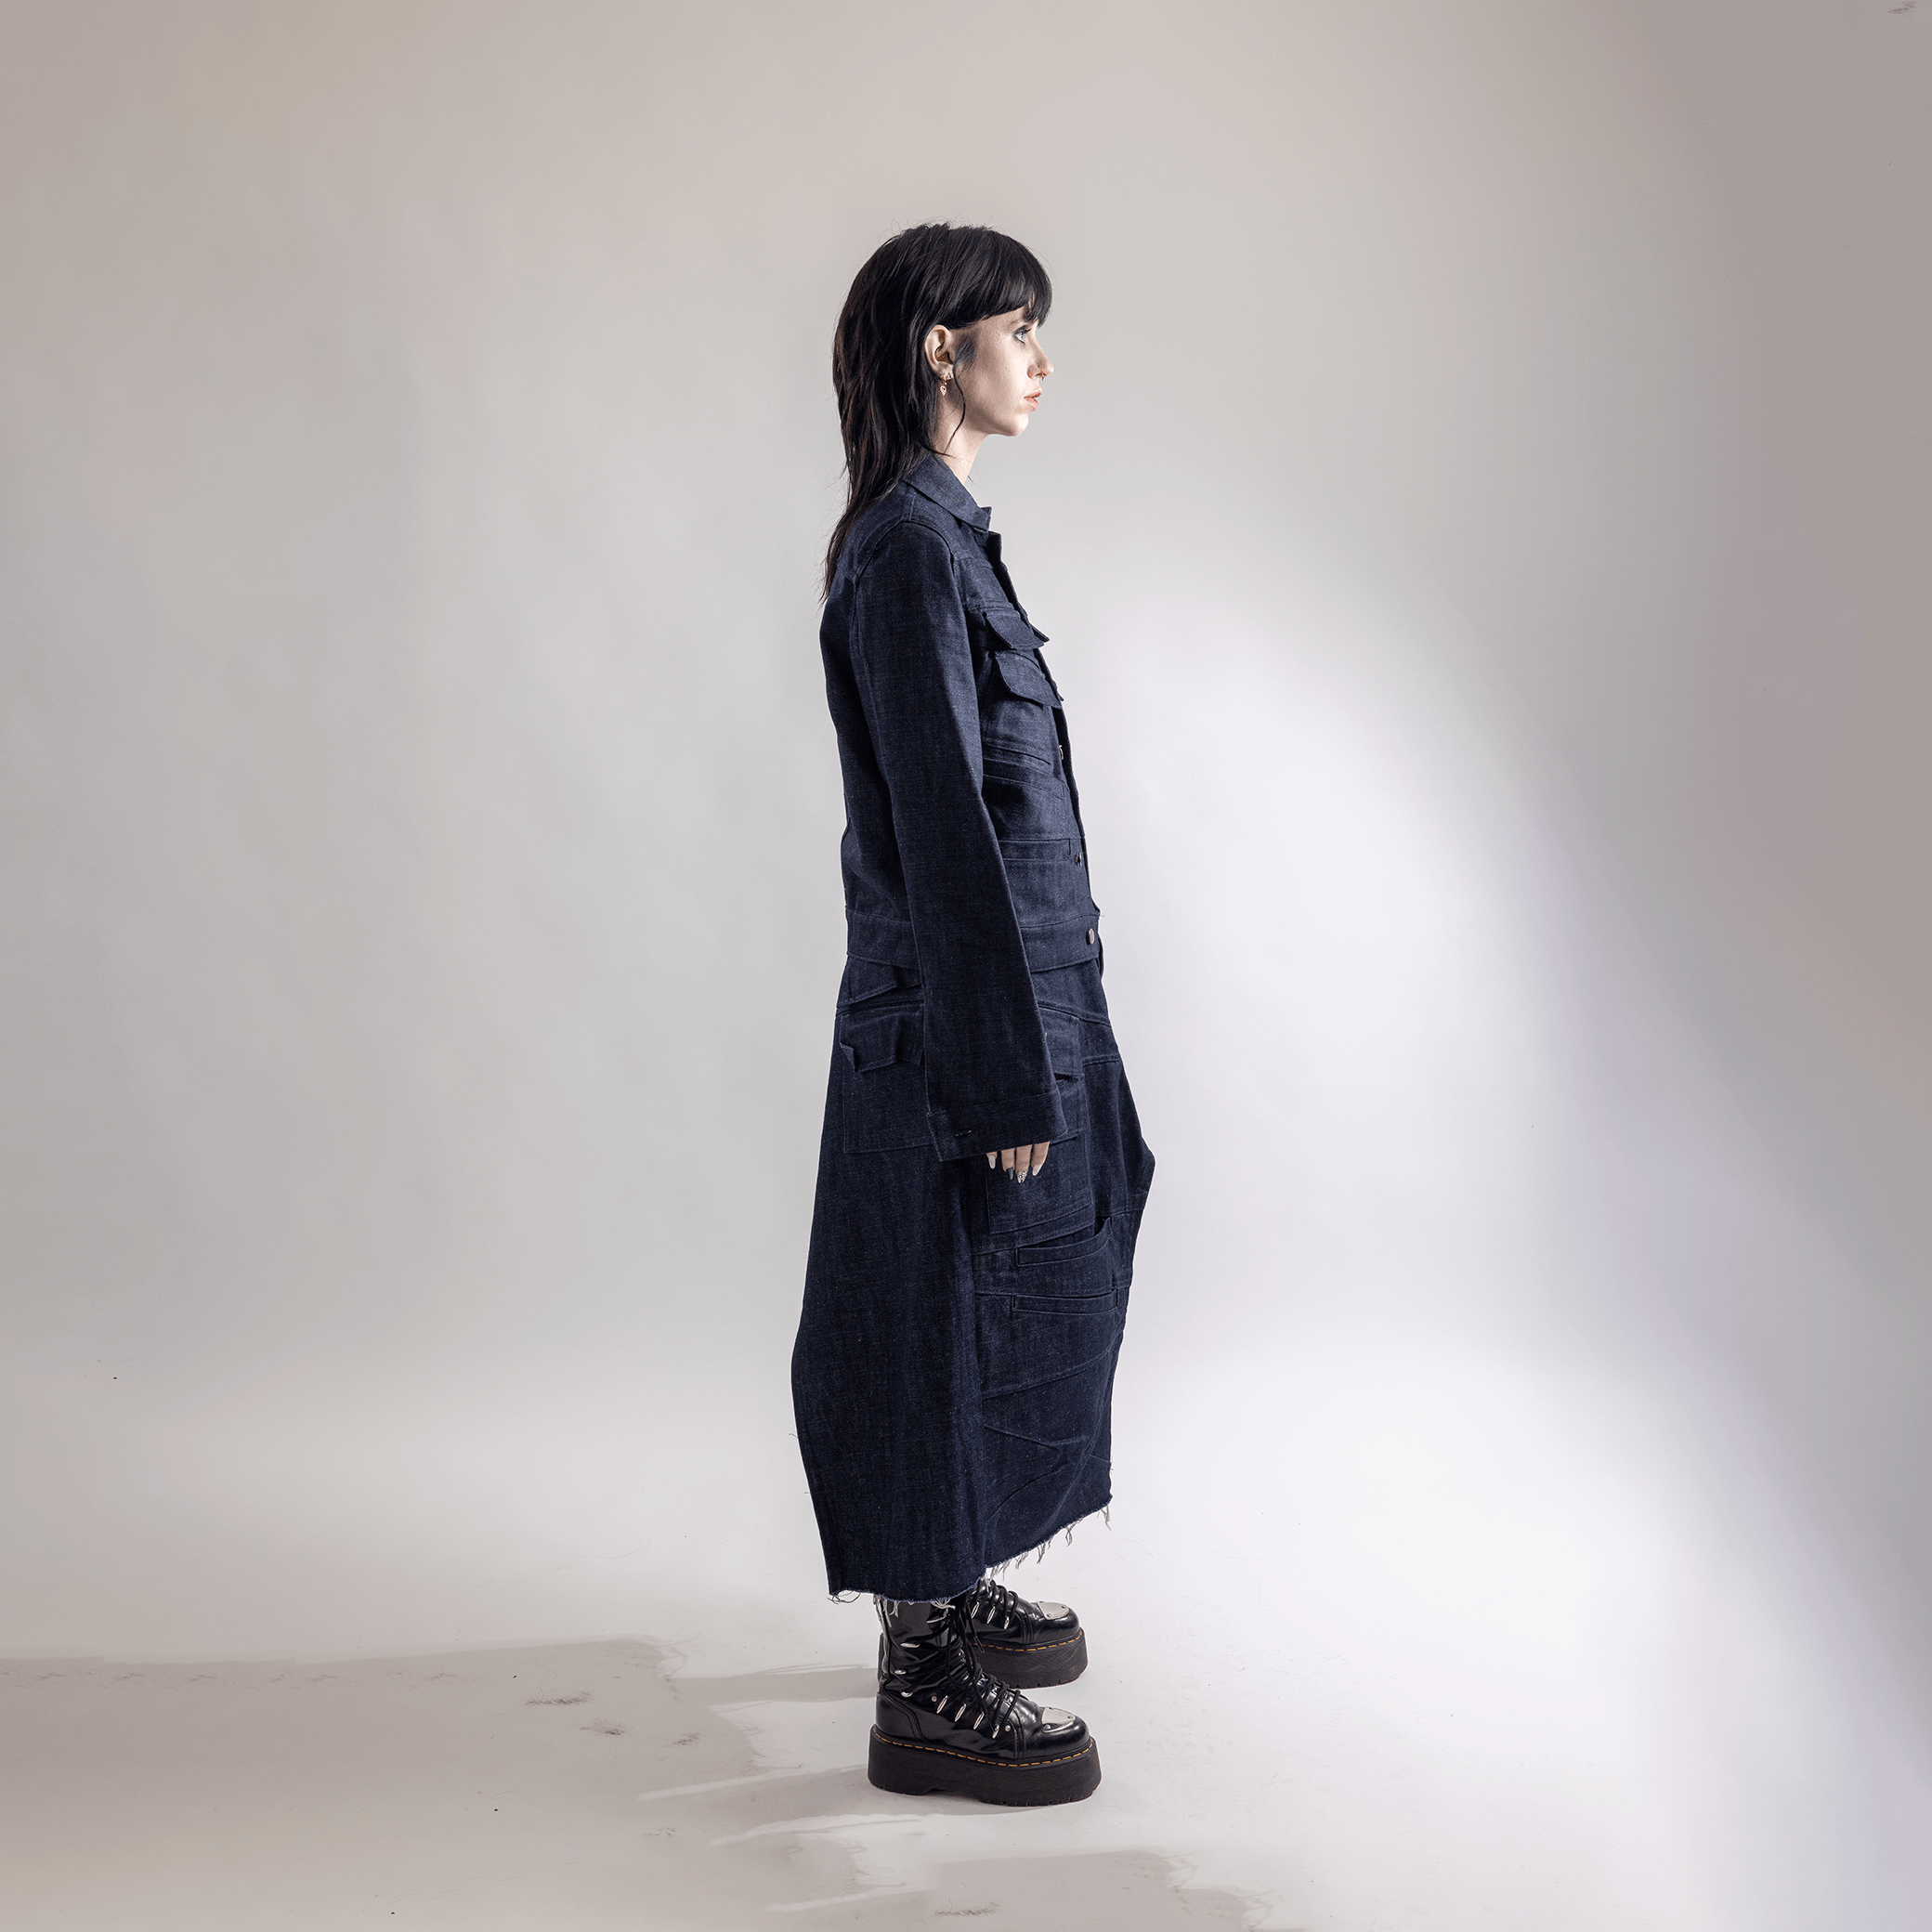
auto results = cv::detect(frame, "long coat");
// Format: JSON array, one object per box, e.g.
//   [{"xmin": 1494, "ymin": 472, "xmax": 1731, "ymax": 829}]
[{"xmin": 791, "ymin": 453, "xmax": 1155, "ymax": 1603}]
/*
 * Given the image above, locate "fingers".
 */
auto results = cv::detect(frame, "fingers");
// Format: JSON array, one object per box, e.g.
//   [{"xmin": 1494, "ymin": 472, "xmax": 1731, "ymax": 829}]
[{"xmin": 987, "ymin": 1142, "xmax": 1052, "ymax": 1182}]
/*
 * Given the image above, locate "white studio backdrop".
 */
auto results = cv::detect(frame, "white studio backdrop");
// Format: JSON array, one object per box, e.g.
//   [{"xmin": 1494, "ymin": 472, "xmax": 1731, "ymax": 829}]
[{"xmin": 3, "ymin": 2, "xmax": 1931, "ymax": 1925}]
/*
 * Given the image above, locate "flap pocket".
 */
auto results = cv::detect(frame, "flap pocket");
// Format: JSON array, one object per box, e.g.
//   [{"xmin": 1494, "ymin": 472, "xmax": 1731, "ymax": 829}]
[
  {"xmin": 989, "ymin": 649, "xmax": 1061, "ymax": 711},
  {"xmin": 840, "ymin": 1009, "xmax": 922, "ymax": 1073},
  {"xmin": 842, "ymin": 956, "xmax": 916, "ymax": 1005},
  {"xmin": 972, "ymin": 602, "xmax": 1050, "ymax": 652},
  {"xmin": 837, "ymin": 1007, "xmax": 928, "ymax": 1154}
]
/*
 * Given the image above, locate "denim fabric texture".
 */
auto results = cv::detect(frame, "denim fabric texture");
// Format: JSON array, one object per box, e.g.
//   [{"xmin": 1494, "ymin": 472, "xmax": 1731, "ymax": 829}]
[{"xmin": 792, "ymin": 455, "xmax": 1155, "ymax": 1601}]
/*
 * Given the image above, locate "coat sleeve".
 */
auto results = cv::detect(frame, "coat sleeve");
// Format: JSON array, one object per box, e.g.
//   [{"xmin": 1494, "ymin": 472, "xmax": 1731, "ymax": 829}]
[{"xmin": 847, "ymin": 519, "xmax": 1067, "ymax": 1162}]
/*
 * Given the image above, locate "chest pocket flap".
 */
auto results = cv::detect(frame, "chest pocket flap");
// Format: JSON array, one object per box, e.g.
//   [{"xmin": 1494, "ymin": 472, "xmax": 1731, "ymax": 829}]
[
  {"xmin": 973, "ymin": 602, "xmax": 1051, "ymax": 652},
  {"xmin": 990, "ymin": 648, "xmax": 1061, "ymax": 711}
]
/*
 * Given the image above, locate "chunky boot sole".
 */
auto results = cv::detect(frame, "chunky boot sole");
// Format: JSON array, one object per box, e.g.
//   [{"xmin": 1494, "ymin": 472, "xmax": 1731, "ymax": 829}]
[
  {"xmin": 868, "ymin": 1729, "xmax": 1102, "ymax": 1807},
  {"xmin": 973, "ymin": 1627, "xmax": 1088, "ymax": 1690}
]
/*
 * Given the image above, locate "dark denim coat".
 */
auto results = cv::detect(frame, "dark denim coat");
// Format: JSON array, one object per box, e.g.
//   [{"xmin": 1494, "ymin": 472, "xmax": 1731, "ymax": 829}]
[{"xmin": 791, "ymin": 454, "xmax": 1155, "ymax": 1601}]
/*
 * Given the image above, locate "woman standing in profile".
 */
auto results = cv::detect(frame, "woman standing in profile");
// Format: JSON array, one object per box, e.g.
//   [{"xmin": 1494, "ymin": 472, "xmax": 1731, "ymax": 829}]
[{"xmin": 792, "ymin": 224, "xmax": 1154, "ymax": 1808}]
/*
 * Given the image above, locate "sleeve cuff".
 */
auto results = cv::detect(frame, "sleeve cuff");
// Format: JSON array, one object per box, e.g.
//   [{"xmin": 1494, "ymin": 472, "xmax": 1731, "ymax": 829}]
[{"xmin": 926, "ymin": 1085, "xmax": 1069, "ymax": 1164}]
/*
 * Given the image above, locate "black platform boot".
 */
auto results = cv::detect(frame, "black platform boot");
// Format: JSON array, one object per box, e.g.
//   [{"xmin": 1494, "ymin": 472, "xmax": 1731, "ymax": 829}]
[
  {"xmin": 960, "ymin": 1577, "xmax": 1089, "ymax": 1689},
  {"xmin": 868, "ymin": 1596, "xmax": 1102, "ymax": 1807}
]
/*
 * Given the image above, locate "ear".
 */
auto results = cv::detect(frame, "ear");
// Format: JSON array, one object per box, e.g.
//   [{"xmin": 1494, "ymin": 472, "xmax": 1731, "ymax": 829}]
[{"xmin": 923, "ymin": 323, "xmax": 958, "ymax": 380}]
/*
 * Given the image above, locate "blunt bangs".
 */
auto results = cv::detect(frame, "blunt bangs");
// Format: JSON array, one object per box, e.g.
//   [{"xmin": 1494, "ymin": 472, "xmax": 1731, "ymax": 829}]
[{"xmin": 942, "ymin": 232, "xmax": 1052, "ymax": 333}]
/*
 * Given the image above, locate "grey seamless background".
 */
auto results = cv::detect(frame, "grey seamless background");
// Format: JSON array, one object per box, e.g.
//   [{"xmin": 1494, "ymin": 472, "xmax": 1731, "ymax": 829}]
[{"xmin": 4, "ymin": 0, "xmax": 1932, "ymax": 1919}]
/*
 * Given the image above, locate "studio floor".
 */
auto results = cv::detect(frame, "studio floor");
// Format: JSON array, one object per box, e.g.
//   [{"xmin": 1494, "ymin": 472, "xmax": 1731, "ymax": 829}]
[
  {"xmin": 8, "ymin": 1343, "xmax": 1927, "ymax": 1931},
  {"xmin": 0, "ymin": 1631, "xmax": 1260, "ymax": 1930}
]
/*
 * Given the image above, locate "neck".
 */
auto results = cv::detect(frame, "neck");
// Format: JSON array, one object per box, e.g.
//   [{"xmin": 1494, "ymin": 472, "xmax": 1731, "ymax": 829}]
[{"xmin": 929, "ymin": 416, "xmax": 987, "ymax": 486}]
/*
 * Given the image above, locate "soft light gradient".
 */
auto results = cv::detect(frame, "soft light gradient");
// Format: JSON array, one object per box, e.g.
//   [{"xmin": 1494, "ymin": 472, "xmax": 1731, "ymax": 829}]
[{"xmin": 3, "ymin": 2, "xmax": 1929, "ymax": 1925}]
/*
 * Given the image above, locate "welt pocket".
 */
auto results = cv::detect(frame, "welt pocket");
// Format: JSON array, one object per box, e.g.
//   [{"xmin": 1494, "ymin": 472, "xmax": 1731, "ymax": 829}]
[
  {"xmin": 983, "ymin": 733, "xmax": 1054, "ymax": 771},
  {"xmin": 1005, "ymin": 1232, "xmax": 1114, "ymax": 1298},
  {"xmin": 1008, "ymin": 1287, "xmax": 1121, "ymax": 1317},
  {"xmin": 1018, "ymin": 1215, "xmax": 1111, "ymax": 1268}
]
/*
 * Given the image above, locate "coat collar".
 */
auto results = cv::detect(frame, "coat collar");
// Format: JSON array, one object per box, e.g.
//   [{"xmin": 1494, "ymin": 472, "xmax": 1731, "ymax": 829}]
[{"xmin": 905, "ymin": 452, "xmax": 993, "ymax": 533}]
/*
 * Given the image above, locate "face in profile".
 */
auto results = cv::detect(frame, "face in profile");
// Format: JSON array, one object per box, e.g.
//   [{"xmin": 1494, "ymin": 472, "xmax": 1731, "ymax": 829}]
[{"xmin": 953, "ymin": 307, "xmax": 1052, "ymax": 441}]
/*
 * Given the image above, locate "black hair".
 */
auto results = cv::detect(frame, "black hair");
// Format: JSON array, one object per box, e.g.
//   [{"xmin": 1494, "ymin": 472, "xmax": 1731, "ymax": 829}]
[{"xmin": 824, "ymin": 223, "xmax": 1052, "ymax": 595}]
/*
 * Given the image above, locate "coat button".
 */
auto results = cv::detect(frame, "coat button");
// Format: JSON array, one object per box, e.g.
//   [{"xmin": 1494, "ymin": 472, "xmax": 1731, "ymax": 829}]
[{"xmin": 1086, "ymin": 930, "xmax": 1095, "ymax": 945}]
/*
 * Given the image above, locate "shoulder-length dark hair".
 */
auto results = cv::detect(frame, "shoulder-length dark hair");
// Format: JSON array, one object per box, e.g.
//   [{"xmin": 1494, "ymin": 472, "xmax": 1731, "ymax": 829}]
[{"xmin": 824, "ymin": 223, "xmax": 1052, "ymax": 594}]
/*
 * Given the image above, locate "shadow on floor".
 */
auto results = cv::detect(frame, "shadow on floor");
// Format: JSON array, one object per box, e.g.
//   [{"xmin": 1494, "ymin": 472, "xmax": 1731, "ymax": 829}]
[{"xmin": 0, "ymin": 1639, "xmax": 1267, "ymax": 1929}]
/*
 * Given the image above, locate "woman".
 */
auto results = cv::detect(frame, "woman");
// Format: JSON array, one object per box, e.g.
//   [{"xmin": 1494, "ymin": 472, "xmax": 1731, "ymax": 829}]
[{"xmin": 792, "ymin": 224, "xmax": 1155, "ymax": 1808}]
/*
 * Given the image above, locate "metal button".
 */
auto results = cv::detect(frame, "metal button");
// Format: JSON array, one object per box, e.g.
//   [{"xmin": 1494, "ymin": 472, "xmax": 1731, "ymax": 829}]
[{"xmin": 1086, "ymin": 930, "xmax": 1095, "ymax": 946}]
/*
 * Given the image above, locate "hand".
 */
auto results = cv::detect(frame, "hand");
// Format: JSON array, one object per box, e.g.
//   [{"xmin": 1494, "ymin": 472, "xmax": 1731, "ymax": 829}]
[{"xmin": 986, "ymin": 1143, "xmax": 1051, "ymax": 1183}]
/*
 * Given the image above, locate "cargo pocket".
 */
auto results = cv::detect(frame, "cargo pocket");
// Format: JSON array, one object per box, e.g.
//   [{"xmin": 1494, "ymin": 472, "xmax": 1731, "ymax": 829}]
[
  {"xmin": 837, "ymin": 1006, "xmax": 929, "ymax": 1155},
  {"xmin": 983, "ymin": 1009, "xmax": 1092, "ymax": 1240},
  {"xmin": 975, "ymin": 1219, "xmax": 1123, "ymax": 1546},
  {"xmin": 975, "ymin": 633, "xmax": 1063, "ymax": 775}
]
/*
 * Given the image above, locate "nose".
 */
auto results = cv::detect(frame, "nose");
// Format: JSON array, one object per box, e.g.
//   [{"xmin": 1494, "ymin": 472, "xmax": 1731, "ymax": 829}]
[{"xmin": 1033, "ymin": 345, "xmax": 1053, "ymax": 379}]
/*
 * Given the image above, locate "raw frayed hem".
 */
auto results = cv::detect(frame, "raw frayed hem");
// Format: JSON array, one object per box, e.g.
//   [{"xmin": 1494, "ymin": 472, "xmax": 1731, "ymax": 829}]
[
  {"xmin": 824, "ymin": 1502, "xmax": 1116, "ymax": 1602},
  {"xmin": 984, "ymin": 1503, "xmax": 1111, "ymax": 1581},
  {"xmin": 829, "ymin": 1591, "xmax": 957, "ymax": 1610}
]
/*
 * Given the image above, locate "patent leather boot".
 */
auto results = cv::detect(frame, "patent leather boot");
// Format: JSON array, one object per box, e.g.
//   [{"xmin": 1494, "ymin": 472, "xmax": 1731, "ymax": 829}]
[
  {"xmin": 961, "ymin": 1577, "xmax": 1088, "ymax": 1689},
  {"xmin": 868, "ymin": 1596, "xmax": 1102, "ymax": 1807}
]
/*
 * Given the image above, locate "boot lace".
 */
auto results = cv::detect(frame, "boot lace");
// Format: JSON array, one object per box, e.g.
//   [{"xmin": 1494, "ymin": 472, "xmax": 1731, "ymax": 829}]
[
  {"xmin": 967, "ymin": 1578, "xmax": 1034, "ymax": 1631},
  {"xmin": 920, "ymin": 1624, "xmax": 1030, "ymax": 1743}
]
